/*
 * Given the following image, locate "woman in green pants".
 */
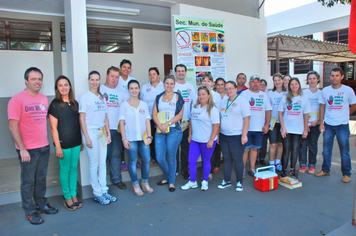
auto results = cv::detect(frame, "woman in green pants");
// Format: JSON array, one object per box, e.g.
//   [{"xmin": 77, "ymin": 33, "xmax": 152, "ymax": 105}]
[{"xmin": 48, "ymin": 75, "xmax": 83, "ymax": 210}]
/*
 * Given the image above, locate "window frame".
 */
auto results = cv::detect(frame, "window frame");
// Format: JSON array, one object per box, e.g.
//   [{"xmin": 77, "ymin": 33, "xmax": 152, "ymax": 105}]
[
  {"xmin": 0, "ymin": 18, "xmax": 52, "ymax": 51},
  {"xmin": 61, "ymin": 23, "xmax": 133, "ymax": 54}
]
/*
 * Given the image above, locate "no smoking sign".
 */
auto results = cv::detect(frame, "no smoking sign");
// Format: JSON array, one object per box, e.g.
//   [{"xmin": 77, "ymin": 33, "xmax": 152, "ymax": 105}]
[{"xmin": 176, "ymin": 30, "xmax": 191, "ymax": 50}]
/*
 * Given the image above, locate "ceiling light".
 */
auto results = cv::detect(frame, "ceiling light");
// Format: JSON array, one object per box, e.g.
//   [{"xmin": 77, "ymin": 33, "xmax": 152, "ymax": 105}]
[{"xmin": 86, "ymin": 4, "xmax": 140, "ymax": 16}]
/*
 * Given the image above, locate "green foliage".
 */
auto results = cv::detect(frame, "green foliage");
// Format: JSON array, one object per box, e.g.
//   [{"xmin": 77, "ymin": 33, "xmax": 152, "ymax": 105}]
[{"xmin": 318, "ymin": 0, "xmax": 352, "ymax": 7}]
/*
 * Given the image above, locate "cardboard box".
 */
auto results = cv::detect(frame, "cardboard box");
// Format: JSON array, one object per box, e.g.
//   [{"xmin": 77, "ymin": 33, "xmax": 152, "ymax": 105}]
[{"xmin": 254, "ymin": 166, "xmax": 278, "ymax": 192}]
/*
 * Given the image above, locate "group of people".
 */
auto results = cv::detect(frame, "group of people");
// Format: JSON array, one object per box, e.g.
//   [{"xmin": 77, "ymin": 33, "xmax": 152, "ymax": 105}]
[{"xmin": 8, "ymin": 61, "xmax": 356, "ymax": 225}]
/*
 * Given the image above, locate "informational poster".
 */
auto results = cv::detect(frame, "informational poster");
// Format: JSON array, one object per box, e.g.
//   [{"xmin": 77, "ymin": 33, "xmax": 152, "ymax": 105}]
[{"xmin": 174, "ymin": 16, "xmax": 226, "ymax": 87}]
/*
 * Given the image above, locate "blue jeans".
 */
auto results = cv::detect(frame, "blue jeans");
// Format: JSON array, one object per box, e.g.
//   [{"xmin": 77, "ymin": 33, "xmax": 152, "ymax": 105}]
[
  {"xmin": 299, "ymin": 125, "xmax": 320, "ymax": 167},
  {"xmin": 322, "ymin": 123, "xmax": 351, "ymax": 176},
  {"xmin": 219, "ymin": 134, "xmax": 245, "ymax": 183},
  {"xmin": 17, "ymin": 145, "xmax": 50, "ymax": 215},
  {"xmin": 282, "ymin": 133, "xmax": 302, "ymax": 170},
  {"xmin": 126, "ymin": 141, "xmax": 150, "ymax": 185},
  {"xmin": 156, "ymin": 128, "xmax": 183, "ymax": 185},
  {"xmin": 107, "ymin": 130, "xmax": 124, "ymax": 184}
]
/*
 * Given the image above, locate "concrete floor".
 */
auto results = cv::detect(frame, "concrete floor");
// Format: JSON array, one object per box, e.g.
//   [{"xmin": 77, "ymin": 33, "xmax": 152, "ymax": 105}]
[{"xmin": 1, "ymin": 135, "xmax": 356, "ymax": 235}]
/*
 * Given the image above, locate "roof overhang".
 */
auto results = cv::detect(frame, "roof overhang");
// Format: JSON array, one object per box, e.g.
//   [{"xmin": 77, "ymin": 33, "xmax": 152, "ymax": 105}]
[{"xmin": 268, "ymin": 34, "xmax": 356, "ymax": 63}]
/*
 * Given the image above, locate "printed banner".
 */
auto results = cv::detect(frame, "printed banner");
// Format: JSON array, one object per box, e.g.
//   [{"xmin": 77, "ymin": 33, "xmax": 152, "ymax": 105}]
[{"xmin": 174, "ymin": 16, "xmax": 226, "ymax": 87}]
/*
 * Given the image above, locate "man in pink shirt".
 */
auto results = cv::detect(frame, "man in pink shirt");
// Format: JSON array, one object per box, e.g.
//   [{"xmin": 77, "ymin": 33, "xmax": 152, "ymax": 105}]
[{"xmin": 8, "ymin": 67, "xmax": 58, "ymax": 225}]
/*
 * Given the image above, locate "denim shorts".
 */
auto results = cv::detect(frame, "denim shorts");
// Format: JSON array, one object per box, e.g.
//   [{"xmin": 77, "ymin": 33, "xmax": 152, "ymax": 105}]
[
  {"xmin": 269, "ymin": 123, "xmax": 282, "ymax": 144},
  {"xmin": 245, "ymin": 131, "xmax": 263, "ymax": 149}
]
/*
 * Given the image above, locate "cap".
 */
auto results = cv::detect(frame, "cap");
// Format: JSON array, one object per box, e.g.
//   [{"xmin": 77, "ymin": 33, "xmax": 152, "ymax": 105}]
[{"xmin": 250, "ymin": 75, "xmax": 261, "ymax": 82}]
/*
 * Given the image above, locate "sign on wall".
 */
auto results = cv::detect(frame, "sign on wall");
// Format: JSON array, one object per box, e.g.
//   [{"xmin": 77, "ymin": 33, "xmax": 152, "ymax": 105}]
[{"xmin": 173, "ymin": 16, "xmax": 226, "ymax": 87}]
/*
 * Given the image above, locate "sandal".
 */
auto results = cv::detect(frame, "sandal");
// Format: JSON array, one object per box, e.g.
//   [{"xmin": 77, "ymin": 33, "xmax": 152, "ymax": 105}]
[
  {"xmin": 63, "ymin": 197, "xmax": 77, "ymax": 211},
  {"xmin": 73, "ymin": 200, "xmax": 83, "ymax": 209}
]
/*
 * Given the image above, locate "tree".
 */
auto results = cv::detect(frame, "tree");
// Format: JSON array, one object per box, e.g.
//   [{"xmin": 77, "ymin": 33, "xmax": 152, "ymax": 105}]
[{"xmin": 318, "ymin": 0, "xmax": 351, "ymax": 7}]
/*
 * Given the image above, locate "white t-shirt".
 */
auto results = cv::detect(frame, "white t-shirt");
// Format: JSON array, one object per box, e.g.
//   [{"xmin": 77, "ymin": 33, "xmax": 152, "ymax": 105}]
[
  {"xmin": 79, "ymin": 91, "xmax": 107, "ymax": 129},
  {"xmin": 174, "ymin": 81, "xmax": 196, "ymax": 121},
  {"xmin": 119, "ymin": 101, "xmax": 151, "ymax": 141},
  {"xmin": 219, "ymin": 96, "xmax": 251, "ymax": 135},
  {"xmin": 158, "ymin": 93, "xmax": 178, "ymax": 127},
  {"xmin": 278, "ymin": 95, "xmax": 311, "ymax": 135},
  {"xmin": 140, "ymin": 81, "xmax": 165, "ymax": 116},
  {"xmin": 116, "ymin": 75, "xmax": 136, "ymax": 101},
  {"xmin": 303, "ymin": 89, "xmax": 323, "ymax": 123},
  {"xmin": 240, "ymin": 90, "xmax": 272, "ymax": 132},
  {"xmin": 190, "ymin": 104, "xmax": 220, "ymax": 142},
  {"xmin": 319, "ymin": 85, "xmax": 356, "ymax": 126},
  {"xmin": 268, "ymin": 90, "xmax": 285, "ymax": 123},
  {"xmin": 100, "ymin": 84, "xmax": 125, "ymax": 130}
]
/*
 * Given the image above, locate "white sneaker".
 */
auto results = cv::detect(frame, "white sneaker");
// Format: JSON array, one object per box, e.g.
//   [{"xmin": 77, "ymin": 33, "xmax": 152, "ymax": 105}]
[
  {"xmin": 236, "ymin": 181, "xmax": 243, "ymax": 192},
  {"xmin": 201, "ymin": 180, "xmax": 208, "ymax": 191},
  {"xmin": 181, "ymin": 181, "xmax": 198, "ymax": 190}
]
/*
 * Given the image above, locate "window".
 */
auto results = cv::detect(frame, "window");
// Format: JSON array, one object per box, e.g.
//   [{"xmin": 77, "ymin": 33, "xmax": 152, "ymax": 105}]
[
  {"xmin": 0, "ymin": 19, "xmax": 52, "ymax": 51},
  {"xmin": 61, "ymin": 23, "xmax": 133, "ymax": 53},
  {"xmin": 294, "ymin": 60, "xmax": 313, "ymax": 74},
  {"xmin": 270, "ymin": 59, "xmax": 289, "ymax": 76},
  {"xmin": 324, "ymin": 28, "xmax": 349, "ymax": 44}
]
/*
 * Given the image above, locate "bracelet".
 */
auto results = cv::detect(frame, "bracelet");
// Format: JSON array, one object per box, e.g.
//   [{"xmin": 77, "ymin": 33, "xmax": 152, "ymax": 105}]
[
  {"xmin": 122, "ymin": 138, "xmax": 126, "ymax": 141},
  {"xmin": 147, "ymin": 136, "xmax": 153, "ymax": 139}
]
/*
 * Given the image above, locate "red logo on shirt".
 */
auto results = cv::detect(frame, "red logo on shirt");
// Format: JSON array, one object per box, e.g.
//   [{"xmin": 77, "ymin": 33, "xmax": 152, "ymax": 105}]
[
  {"xmin": 327, "ymin": 95, "xmax": 333, "ymax": 105},
  {"xmin": 249, "ymin": 97, "xmax": 255, "ymax": 106},
  {"xmin": 187, "ymin": 88, "xmax": 192, "ymax": 93},
  {"xmin": 146, "ymin": 88, "xmax": 151, "ymax": 92},
  {"xmin": 139, "ymin": 109, "xmax": 145, "ymax": 115},
  {"xmin": 169, "ymin": 102, "xmax": 176, "ymax": 107},
  {"xmin": 287, "ymin": 104, "xmax": 292, "ymax": 110},
  {"xmin": 232, "ymin": 103, "xmax": 237, "ymax": 107},
  {"xmin": 259, "ymin": 94, "xmax": 264, "ymax": 98}
]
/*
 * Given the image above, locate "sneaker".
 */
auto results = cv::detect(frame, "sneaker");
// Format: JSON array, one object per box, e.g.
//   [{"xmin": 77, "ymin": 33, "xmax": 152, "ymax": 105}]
[
  {"xmin": 93, "ymin": 195, "xmax": 110, "ymax": 205},
  {"xmin": 201, "ymin": 180, "xmax": 208, "ymax": 191},
  {"xmin": 37, "ymin": 203, "xmax": 58, "ymax": 215},
  {"xmin": 280, "ymin": 170, "xmax": 287, "ymax": 177},
  {"xmin": 26, "ymin": 212, "xmax": 44, "ymax": 225},
  {"xmin": 136, "ymin": 161, "xmax": 142, "ymax": 168},
  {"xmin": 308, "ymin": 167, "xmax": 315, "ymax": 174},
  {"xmin": 275, "ymin": 163, "xmax": 282, "ymax": 172},
  {"xmin": 299, "ymin": 166, "xmax": 306, "ymax": 174},
  {"xmin": 103, "ymin": 192, "xmax": 117, "ymax": 202},
  {"xmin": 342, "ymin": 175, "xmax": 351, "ymax": 183},
  {"xmin": 315, "ymin": 170, "xmax": 330, "ymax": 177},
  {"xmin": 290, "ymin": 168, "xmax": 299, "ymax": 178},
  {"xmin": 235, "ymin": 181, "xmax": 243, "ymax": 192},
  {"xmin": 248, "ymin": 169, "xmax": 256, "ymax": 177},
  {"xmin": 217, "ymin": 180, "xmax": 231, "ymax": 189},
  {"xmin": 269, "ymin": 166, "xmax": 275, "ymax": 172},
  {"xmin": 121, "ymin": 162, "xmax": 128, "ymax": 171},
  {"xmin": 181, "ymin": 181, "xmax": 198, "ymax": 190}
]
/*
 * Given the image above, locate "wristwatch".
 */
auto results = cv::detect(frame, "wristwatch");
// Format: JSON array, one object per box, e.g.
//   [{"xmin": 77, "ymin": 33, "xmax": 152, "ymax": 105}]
[{"xmin": 168, "ymin": 121, "xmax": 172, "ymax": 125}]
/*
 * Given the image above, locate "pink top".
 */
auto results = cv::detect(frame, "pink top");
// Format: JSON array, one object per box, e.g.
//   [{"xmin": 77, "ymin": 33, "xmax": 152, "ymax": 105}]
[{"xmin": 8, "ymin": 90, "xmax": 49, "ymax": 149}]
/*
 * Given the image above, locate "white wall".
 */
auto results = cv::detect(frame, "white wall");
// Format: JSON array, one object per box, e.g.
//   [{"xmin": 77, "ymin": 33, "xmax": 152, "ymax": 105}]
[
  {"xmin": 267, "ymin": 2, "xmax": 351, "ymax": 34},
  {"xmin": 0, "ymin": 51, "xmax": 55, "ymax": 98},
  {"xmin": 171, "ymin": 4, "xmax": 268, "ymax": 81},
  {"xmin": 61, "ymin": 28, "xmax": 172, "ymax": 93}
]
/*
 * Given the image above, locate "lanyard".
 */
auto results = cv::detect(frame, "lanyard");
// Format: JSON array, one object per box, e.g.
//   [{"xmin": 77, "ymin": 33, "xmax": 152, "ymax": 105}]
[{"xmin": 225, "ymin": 95, "xmax": 238, "ymax": 112}]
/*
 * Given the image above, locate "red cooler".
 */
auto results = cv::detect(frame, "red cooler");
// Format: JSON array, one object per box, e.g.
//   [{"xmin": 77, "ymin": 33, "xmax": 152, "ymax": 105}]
[{"xmin": 254, "ymin": 166, "xmax": 278, "ymax": 192}]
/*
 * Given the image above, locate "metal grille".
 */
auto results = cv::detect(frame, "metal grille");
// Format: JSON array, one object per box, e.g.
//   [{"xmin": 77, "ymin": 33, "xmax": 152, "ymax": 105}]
[
  {"xmin": 0, "ymin": 19, "xmax": 52, "ymax": 51},
  {"xmin": 61, "ymin": 23, "xmax": 133, "ymax": 53}
]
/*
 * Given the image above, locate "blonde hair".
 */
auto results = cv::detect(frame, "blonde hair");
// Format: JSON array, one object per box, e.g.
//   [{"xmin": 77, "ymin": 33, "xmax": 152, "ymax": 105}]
[{"xmin": 194, "ymin": 86, "xmax": 215, "ymax": 116}]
